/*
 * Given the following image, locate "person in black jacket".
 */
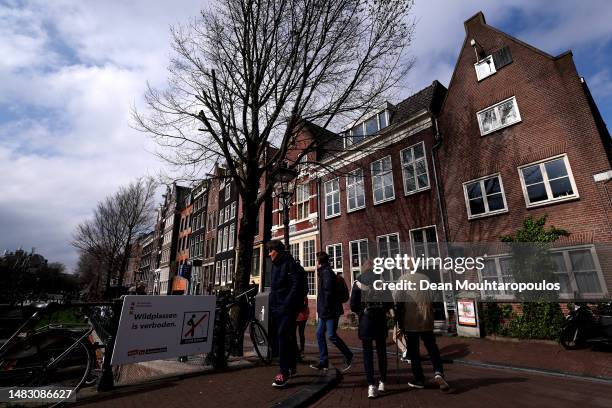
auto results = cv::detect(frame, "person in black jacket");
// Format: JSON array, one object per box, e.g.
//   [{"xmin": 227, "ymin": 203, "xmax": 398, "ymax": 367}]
[
  {"xmin": 310, "ymin": 251, "xmax": 353, "ymax": 372},
  {"xmin": 267, "ymin": 240, "xmax": 302, "ymax": 388},
  {"xmin": 350, "ymin": 260, "xmax": 393, "ymax": 399}
]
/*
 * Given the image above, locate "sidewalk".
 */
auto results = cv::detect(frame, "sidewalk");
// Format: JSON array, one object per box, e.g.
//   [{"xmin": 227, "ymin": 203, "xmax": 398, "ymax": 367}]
[
  {"xmin": 304, "ymin": 325, "xmax": 612, "ymax": 379},
  {"xmin": 76, "ymin": 357, "xmax": 331, "ymax": 407}
]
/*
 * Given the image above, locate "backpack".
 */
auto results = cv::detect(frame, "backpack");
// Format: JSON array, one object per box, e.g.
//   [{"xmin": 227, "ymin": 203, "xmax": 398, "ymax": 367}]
[
  {"xmin": 294, "ymin": 260, "xmax": 309, "ymax": 298},
  {"xmin": 334, "ymin": 273, "xmax": 350, "ymax": 303}
]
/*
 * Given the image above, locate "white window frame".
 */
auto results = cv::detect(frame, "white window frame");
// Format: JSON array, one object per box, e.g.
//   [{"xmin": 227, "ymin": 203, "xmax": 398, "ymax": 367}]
[
  {"xmin": 296, "ymin": 183, "xmax": 310, "ymax": 221},
  {"xmin": 376, "ymin": 232, "xmax": 401, "ymax": 258},
  {"xmin": 409, "ymin": 225, "xmax": 440, "ymax": 258},
  {"xmin": 477, "ymin": 256, "xmax": 516, "ymax": 300},
  {"xmin": 462, "ymin": 173, "xmax": 509, "ymax": 219},
  {"xmin": 227, "ymin": 258, "xmax": 234, "ymax": 283},
  {"xmin": 349, "ymin": 238, "xmax": 369, "ymax": 285},
  {"xmin": 230, "ymin": 202, "xmax": 236, "ymax": 219},
  {"xmin": 326, "ymin": 243, "xmax": 343, "ymax": 273},
  {"xmin": 477, "ymin": 96, "xmax": 521, "ymax": 136},
  {"xmin": 228, "ymin": 224, "xmax": 235, "ymax": 250},
  {"xmin": 216, "ymin": 261, "xmax": 221, "ymax": 285},
  {"xmin": 216, "ymin": 229, "xmax": 223, "ymax": 254},
  {"xmin": 517, "ymin": 154, "xmax": 579, "ymax": 208},
  {"xmin": 223, "ymin": 226, "xmax": 229, "ymax": 251},
  {"xmin": 324, "ymin": 178, "xmax": 341, "ymax": 219},
  {"xmin": 346, "ymin": 168, "xmax": 366, "ymax": 212},
  {"xmin": 221, "ymin": 259, "xmax": 227, "ymax": 284},
  {"xmin": 551, "ymin": 245, "xmax": 607, "ymax": 299},
  {"xmin": 302, "ymin": 239, "xmax": 316, "ymax": 268},
  {"xmin": 474, "ymin": 55, "xmax": 496, "ymax": 81},
  {"xmin": 400, "ymin": 141, "xmax": 430, "ymax": 196},
  {"xmin": 371, "ymin": 155, "xmax": 395, "ymax": 204},
  {"xmin": 225, "ymin": 183, "xmax": 232, "ymax": 201},
  {"xmin": 344, "ymin": 110, "xmax": 390, "ymax": 148}
]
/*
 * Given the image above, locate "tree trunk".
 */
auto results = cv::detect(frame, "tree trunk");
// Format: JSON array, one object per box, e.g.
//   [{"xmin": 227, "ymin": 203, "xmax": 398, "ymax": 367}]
[
  {"xmin": 234, "ymin": 185, "xmax": 260, "ymax": 355},
  {"xmin": 117, "ymin": 235, "xmax": 132, "ymax": 290}
]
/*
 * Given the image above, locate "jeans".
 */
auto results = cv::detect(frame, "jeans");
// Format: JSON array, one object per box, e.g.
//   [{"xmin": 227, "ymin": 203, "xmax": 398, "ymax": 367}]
[
  {"xmin": 276, "ymin": 313, "xmax": 297, "ymax": 376},
  {"xmin": 362, "ymin": 338, "xmax": 387, "ymax": 385},
  {"xmin": 316, "ymin": 318, "xmax": 353, "ymax": 366},
  {"xmin": 296, "ymin": 320, "xmax": 307, "ymax": 354},
  {"xmin": 406, "ymin": 331, "xmax": 444, "ymax": 382}
]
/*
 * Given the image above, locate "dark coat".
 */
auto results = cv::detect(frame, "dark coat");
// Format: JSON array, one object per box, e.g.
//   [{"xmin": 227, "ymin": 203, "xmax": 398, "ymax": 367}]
[
  {"xmin": 350, "ymin": 271, "xmax": 392, "ymax": 340},
  {"xmin": 269, "ymin": 252, "xmax": 302, "ymax": 316},
  {"xmin": 316, "ymin": 264, "xmax": 343, "ymax": 319}
]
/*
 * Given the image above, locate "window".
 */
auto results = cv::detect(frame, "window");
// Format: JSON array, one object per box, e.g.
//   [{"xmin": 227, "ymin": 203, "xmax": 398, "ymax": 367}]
[
  {"xmin": 219, "ymin": 207, "xmax": 225, "ymax": 224},
  {"xmin": 401, "ymin": 142, "xmax": 430, "ymax": 194},
  {"xmin": 216, "ymin": 261, "xmax": 221, "ymax": 285},
  {"xmin": 251, "ymin": 250, "xmax": 260, "ymax": 277},
  {"xmin": 350, "ymin": 239, "xmax": 369, "ymax": 282},
  {"xmin": 307, "ymin": 271, "xmax": 317, "ymax": 297},
  {"xmin": 410, "ymin": 227, "xmax": 439, "ymax": 258},
  {"xmin": 345, "ymin": 110, "xmax": 389, "ymax": 147},
  {"xmin": 463, "ymin": 174, "xmax": 508, "ymax": 219},
  {"xmin": 326, "ymin": 243, "xmax": 343, "ymax": 272},
  {"xmin": 230, "ymin": 202, "xmax": 236, "ymax": 219},
  {"xmin": 377, "ymin": 233, "xmax": 400, "ymax": 258},
  {"xmin": 324, "ymin": 178, "xmax": 341, "ymax": 218},
  {"xmin": 377, "ymin": 233, "xmax": 401, "ymax": 280},
  {"xmin": 221, "ymin": 260, "xmax": 227, "ymax": 284},
  {"xmin": 552, "ymin": 247, "xmax": 604, "ymax": 296},
  {"xmin": 225, "ymin": 206, "xmax": 230, "ymax": 222},
  {"xmin": 225, "ymin": 183, "xmax": 231, "ymax": 201},
  {"xmin": 346, "ymin": 169, "xmax": 365, "ymax": 211},
  {"xmin": 474, "ymin": 55, "xmax": 496, "ymax": 81},
  {"xmin": 217, "ymin": 229, "xmax": 223, "ymax": 253},
  {"xmin": 477, "ymin": 96, "xmax": 521, "ymax": 135},
  {"xmin": 518, "ymin": 155, "xmax": 578, "ymax": 207},
  {"xmin": 303, "ymin": 240, "xmax": 315, "ymax": 268},
  {"xmin": 296, "ymin": 183, "xmax": 310, "ymax": 220},
  {"xmin": 223, "ymin": 227, "xmax": 229, "ymax": 251},
  {"xmin": 371, "ymin": 156, "xmax": 395, "ymax": 204},
  {"xmin": 479, "ymin": 257, "xmax": 514, "ymax": 297},
  {"xmin": 289, "ymin": 243, "xmax": 300, "ymax": 261},
  {"xmin": 227, "ymin": 258, "xmax": 234, "ymax": 283},
  {"xmin": 228, "ymin": 224, "xmax": 235, "ymax": 250}
]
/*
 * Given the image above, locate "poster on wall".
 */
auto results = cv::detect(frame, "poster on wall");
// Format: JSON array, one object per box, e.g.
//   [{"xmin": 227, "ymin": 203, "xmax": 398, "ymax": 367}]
[
  {"xmin": 111, "ymin": 295, "xmax": 216, "ymax": 365},
  {"xmin": 457, "ymin": 298, "xmax": 477, "ymax": 327}
]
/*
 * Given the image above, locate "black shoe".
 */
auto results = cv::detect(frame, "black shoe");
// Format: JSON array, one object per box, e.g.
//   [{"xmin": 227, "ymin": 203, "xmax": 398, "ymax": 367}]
[
  {"xmin": 341, "ymin": 354, "xmax": 353, "ymax": 373},
  {"xmin": 408, "ymin": 379, "xmax": 425, "ymax": 389},
  {"xmin": 272, "ymin": 373, "xmax": 288, "ymax": 388},
  {"xmin": 310, "ymin": 362, "xmax": 329, "ymax": 371}
]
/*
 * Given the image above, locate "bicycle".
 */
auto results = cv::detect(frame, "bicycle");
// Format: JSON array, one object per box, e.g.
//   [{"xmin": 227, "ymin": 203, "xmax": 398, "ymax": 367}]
[
  {"xmin": 0, "ymin": 302, "xmax": 99, "ymax": 401},
  {"xmin": 207, "ymin": 287, "xmax": 271, "ymax": 366}
]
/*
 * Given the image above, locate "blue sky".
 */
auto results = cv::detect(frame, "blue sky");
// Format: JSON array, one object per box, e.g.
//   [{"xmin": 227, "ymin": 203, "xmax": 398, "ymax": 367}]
[{"xmin": 1, "ymin": 0, "xmax": 611, "ymax": 270}]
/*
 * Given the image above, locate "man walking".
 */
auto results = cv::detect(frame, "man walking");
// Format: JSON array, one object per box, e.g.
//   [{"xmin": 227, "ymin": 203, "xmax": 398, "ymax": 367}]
[
  {"xmin": 267, "ymin": 240, "xmax": 302, "ymax": 388},
  {"xmin": 310, "ymin": 251, "xmax": 353, "ymax": 372},
  {"xmin": 395, "ymin": 271, "xmax": 450, "ymax": 392}
]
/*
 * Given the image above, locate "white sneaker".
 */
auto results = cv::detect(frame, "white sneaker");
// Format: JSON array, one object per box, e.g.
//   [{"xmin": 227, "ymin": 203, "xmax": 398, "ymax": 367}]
[
  {"xmin": 378, "ymin": 381, "xmax": 385, "ymax": 393},
  {"xmin": 368, "ymin": 385, "xmax": 378, "ymax": 399}
]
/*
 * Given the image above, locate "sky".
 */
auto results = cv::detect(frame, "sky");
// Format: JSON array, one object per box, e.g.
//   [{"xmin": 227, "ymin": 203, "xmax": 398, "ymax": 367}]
[{"xmin": 1, "ymin": 0, "xmax": 611, "ymax": 271}]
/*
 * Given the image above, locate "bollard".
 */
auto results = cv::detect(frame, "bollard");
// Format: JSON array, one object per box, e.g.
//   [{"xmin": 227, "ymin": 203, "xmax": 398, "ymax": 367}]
[
  {"xmin": 212, "ymin": 296, "xmax": 228, "ymax": 369},
  {"xmin": 97, "ymin": 299, "xmax": 122, "ymax": 391}
]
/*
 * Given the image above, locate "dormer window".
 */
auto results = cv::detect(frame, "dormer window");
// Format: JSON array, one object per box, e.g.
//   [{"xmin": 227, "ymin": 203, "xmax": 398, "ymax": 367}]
[
  {"xmin": 475, "ymin": 55, "xmax": 496, "ymax": 81},
  {"xmin": 344, "ymin": 108, "xmax": 390, "ymax": 148}
]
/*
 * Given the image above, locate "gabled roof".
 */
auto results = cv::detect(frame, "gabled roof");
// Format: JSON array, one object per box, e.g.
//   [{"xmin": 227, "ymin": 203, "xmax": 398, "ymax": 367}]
[{"xmin": 391, "ymin": 80, "xmax": 447, "ymax": 125}]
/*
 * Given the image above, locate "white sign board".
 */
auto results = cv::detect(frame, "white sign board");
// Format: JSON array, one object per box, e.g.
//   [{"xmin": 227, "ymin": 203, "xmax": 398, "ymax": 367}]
[{"xmin": 111, "ymin": 295, "xmax": 216, "ymax": 365}]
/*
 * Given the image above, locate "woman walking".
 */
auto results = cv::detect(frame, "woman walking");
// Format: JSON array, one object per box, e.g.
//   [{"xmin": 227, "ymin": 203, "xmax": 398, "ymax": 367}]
[{"xmin": 350, "ymin": 260, "xmax": 393, "ymax": 399}]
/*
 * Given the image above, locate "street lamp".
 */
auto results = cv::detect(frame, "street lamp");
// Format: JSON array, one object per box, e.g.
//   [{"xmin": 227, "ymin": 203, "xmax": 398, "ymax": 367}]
[{"xmin": 272, "ymin": 162, "xmax": 298, "ymax": 248}]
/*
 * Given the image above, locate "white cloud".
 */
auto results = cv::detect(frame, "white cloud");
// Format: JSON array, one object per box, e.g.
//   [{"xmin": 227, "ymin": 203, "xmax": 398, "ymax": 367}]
[{"xmin": 1, "ymin": 0, "xmax": 611, "ymax": 271}]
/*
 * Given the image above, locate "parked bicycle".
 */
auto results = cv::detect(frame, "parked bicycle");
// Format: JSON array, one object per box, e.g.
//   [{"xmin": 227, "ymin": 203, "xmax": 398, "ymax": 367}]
[
  {"xmin": 0, "ymin": 302, "xmax": 101, "ymax": 402},
  {"xmin": 207, "ymin": 287, "xmax": 271, "ymax": 367}
]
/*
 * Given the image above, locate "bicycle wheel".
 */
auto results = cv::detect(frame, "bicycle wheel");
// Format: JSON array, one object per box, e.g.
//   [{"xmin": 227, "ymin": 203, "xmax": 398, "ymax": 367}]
[
  {"xmin": 0, "ymin": 331, "xmax": 93, "ymax": 391},
  {"xmin": 249, "ymin": 321, "xmax": 272, "ymax": 365}
]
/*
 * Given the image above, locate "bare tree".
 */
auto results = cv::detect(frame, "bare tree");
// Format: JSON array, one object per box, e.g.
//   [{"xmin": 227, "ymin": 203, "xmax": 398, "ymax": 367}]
[
  {"xmin": 73, "ymin": 177, "xmax": 157, "ymax": 298},
  {"xmin": 133, "ymin": 0, "xmax": 415, "ymax": 294}
]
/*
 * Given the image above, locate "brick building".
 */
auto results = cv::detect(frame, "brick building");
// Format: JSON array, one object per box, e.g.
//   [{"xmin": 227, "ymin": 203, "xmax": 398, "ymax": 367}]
[
  {"xmin": 213, "ymin": 167, "xmax": 239, "ymax": 290},
  {"xmin": 189, "ymin": 180, "xmax": 209, "ymax": 294},
  {"xmin": 437, "ymin": 12, "xmax": 612, "ymax": 302}
]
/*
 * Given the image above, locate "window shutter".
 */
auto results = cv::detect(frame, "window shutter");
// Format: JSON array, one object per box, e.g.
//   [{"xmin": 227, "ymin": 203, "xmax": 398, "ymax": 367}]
[{"xmin": 492, "ymin": 46, "xmax": 512, "ymax": 69}]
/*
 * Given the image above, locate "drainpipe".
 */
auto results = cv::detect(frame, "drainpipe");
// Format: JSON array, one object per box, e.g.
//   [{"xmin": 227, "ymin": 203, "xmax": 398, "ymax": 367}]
[
  {"xmin": 431, "ymin": 115, "xmax": 455, "ymax": 332},
  {"xmin": 317, "ymin": 177, "xmax": 323, "ymax": 252}
]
